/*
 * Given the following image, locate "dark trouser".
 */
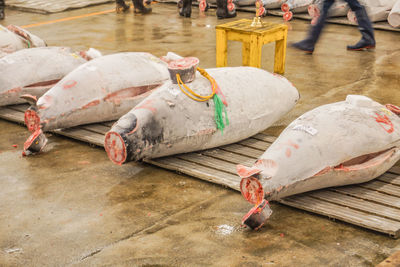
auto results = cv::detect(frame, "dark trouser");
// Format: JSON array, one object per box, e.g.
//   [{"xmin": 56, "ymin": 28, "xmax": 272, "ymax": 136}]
[
  {"xmin": 0, "ymin": 0, "xmax": 4, "ymax": 20},
  {"xmin": 293, "ymin": 0, "xmax": 374, "ymax": 52}
]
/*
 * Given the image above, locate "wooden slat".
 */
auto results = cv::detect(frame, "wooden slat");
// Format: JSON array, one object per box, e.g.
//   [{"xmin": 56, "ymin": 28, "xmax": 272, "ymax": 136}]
[
  {"xmin": 252, "ymin": 133, "xmax": 277, "ymax": 143},
  {"xmin": 331, "ymin": 187, "xmax": 400, "ymax": 209},
  {"xmin": 177, "ymin": 153, "xmax": 237, "ymax": 175},
  {"xmin": 53, "ymin": 128, "xmax": 104, "ymax": 147},
  {"xmin": 101, "ymin": 121, "xmax": 115, "ymax": 127},
  {"xmin": 0, "ymin": 107, "xmax": 25, "ymax": 123},
  {"xmin": 146, "ymin": 157, "xmax": 240, "ymax": 191},
  {"xmin": 378, "ymin": 173, "xmax": 400, "ymax": 186},
  {"xmin": 220, "ymin": 143, "xmax": 264, "ymax": 159},
  {"xmin": 238, "ymin": 138, "xmax": 271, "ymax": 151},
  {"xmin": 389, "ymin": 166, "xmax": 400, "ymax": 175},
  {"xmin": 360, "ymin": 180, "xmax": 400, "ymax": 197},
  {"xmin": 7, "ymin": 104, "xmax": 29, "ymax": 113},
  {"xmin": 79, "ymin": 124, "xmax": 110, "ymax": 135},
  {"xmin": 308, "ymin": 190, "xmax": 400, "ymax": 222},
  {"xmin": 201, "ymin": 148, "xmax": 255, "ymax": 166},
  {"xmin": 279, "ymin": 195, "xmax": 400, "ymax": 238}
]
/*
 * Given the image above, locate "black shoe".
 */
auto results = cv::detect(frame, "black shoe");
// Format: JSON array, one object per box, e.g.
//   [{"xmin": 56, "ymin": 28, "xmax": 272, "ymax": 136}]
[
  {"xmin": 132, "ymin": 0, "xmax": 152, "ymax": 14},
  {"xmin": 116, "ymin": 0, "xmax": 130, "ymax": 12},
  {"xmin": 291, "ymin": 40, "xmax": 314, "ymax": 54},
  {"xmin": 346, "ymin": 40, "xmax": 375, "ymax": 51},
  {"xmin": 346, "ymin": 7, "xmax": 375, "ymax": 51}
]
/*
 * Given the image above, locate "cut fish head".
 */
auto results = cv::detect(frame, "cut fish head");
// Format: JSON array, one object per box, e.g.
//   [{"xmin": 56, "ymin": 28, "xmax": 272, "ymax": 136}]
[
  {"xmin": 23, "ymin": 128, "xmax": 48, "ymax": 155},
  {"xmin": 241, "ymin": 199, "xmax": 272, "ymax": 230}
]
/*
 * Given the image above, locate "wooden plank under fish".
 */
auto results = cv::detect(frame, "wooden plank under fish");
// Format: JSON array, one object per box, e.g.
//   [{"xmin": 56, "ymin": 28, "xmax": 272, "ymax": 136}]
[{"xmin": 1, "ymin": 103, "xmax": 399, "ymax": 238}]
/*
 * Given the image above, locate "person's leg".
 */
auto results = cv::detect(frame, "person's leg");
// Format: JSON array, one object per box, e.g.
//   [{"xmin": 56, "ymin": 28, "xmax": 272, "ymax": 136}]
[
  {"xmin": 131, "ymin": 0, "xmax": 152, "ymax": 14},
  {"xmin": 116, "ymin": 0, "xmax": 130, "ymax": 12},
  {"xmin": 216, "ymin": 0, "xmax": 236, "ymax": 19},
  {"xmin": 0, "ymin": 0, "xmax": 5, "ymax": 20},
  {"xmin": 291, "ymin": 0, "xmax": 334, "ymax": 53},
  {"xmin": 345, "ymin": 0, "xmax": 375, "ymax": 50},
  {"xmin": 179, "ymin": 0, "xmax": 192, "ymax": 17}
]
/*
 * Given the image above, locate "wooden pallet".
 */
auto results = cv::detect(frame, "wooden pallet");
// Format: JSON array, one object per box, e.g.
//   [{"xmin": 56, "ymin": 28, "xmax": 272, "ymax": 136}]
[{"xmin": 1, "ymin": 104, "xmax": 400, "ymax": 238}]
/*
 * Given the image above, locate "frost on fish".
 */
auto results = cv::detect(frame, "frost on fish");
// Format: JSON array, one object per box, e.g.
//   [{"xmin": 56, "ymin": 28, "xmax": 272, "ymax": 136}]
[
  {"xmin": 23, "ymin": 52, "xmax": 173, "ymax": 154},
  {"xmin": 239, "ymin": 95, "xmax": 400, "ymax": 202},
  {"xmin": 0, "ymin": 47, "xmax": 98, "ymax": 106},
  {"xmin": 0, "ymin": 25, "xmax": 46, "ymax": 58},
  {"xmin": 105, "ymin": 66, "xmax": 299, "ymax": 164}
]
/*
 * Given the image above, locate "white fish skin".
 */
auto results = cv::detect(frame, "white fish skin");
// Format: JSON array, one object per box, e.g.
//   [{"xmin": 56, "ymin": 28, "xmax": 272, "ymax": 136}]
[
  {"xmin": 32, "ymin": 52, "xmax": 171, "ymax": 132},
  {"xmin": 105, "ymin": 67, "xmax": 299, "ymax": 164},
  {"xmin": 238, "ymin": 95, "xmax": 400, "ymax": 201},
  {"xmin": 0, "ymin": 47, "xmax": 89, "ymax": 106},
  {"xmin": 388, "ymin": 0, "xmax": 400, "ymax": 27},
  {"xmin": 0, "ymin": 25, "xmax": 46, "ymax": 58}
]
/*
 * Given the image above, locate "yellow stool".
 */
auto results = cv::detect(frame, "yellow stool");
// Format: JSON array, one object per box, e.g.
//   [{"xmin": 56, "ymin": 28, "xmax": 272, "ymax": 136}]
[{"xmin": 215, "ymin": 19, "xmax": 288, "ymax": 74}]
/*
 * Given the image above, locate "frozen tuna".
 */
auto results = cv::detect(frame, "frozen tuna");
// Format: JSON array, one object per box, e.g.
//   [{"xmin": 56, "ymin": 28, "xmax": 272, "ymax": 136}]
[
  {"xmin": 347, "ymin": 0, "xmax": 397, "ymax": 23},
  {"xmin": 0, "ymin": 47, "xmax": 100, "ymax": 107},
  {"xmin": 0, "ymin": 25, "xmax": 46, "ymax": 58},
  {"xmin": 388, "ymin": 0, "xmax": 400, "ymax": 27},
  {"xmin": 238, "ymin": 95, "xmax": 400, "ymax": 229},
  {"xmin": 308, "ymin": 0, "xmax": 349, "ymax": 25},
  {"xmin": 104, "ymin": 66, "xmax": 299, "ymax": 165},
  {"xmin": 281, "ymin": 0, "xmax": 315, "ymax": 21},
  {"xmin": 23, "ymin": 52, "xmax": 173, "ymax": 154}
]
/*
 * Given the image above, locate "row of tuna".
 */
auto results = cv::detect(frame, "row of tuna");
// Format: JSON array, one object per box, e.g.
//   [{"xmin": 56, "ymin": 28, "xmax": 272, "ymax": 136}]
[
  {"xmin": 2, "ymin": 32, "xmax": 400, "ymax": 230},
  {"xmin": 232, "ymin": 0, "xmax": 400, "ymax": 27}
]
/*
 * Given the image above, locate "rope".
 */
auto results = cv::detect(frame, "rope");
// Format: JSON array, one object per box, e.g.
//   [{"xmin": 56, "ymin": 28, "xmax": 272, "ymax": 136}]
[{"xmin": 176, "ymin": 67, "xmax": 229, "ymax": 132}]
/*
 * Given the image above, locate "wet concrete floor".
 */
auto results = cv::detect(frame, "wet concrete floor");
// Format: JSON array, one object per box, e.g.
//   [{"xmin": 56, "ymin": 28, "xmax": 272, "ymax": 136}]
[{"xmin": 1, "ymin": 3, "xmax": 400, "ymax": 266}]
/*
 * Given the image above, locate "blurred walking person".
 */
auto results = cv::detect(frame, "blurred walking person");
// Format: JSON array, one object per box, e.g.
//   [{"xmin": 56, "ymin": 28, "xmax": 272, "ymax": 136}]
[
  {"xmin": 0, "ymin": 0, "xmax": 5, "ymax": 20},
  {"xmin": 116, "ymin": 0, "xmax": 152, "ymax": 14},
  {"xmin": 292, "ymin": 0, "xmax": 375, "ymax": 53}
]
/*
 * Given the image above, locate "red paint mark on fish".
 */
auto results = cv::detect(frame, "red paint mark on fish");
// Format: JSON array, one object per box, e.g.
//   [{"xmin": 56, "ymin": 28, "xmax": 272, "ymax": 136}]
[
  {"xmin": 82, "ymin": 100, "xmax": 100, "ymax": 109},
  {"xmin": 5, "ymin": 87, "xmax": 22, "ymax": 94},
  {"xmin": 134, "ymin": 99, "xmax": 157, "ymax": 114},
  {"xmin": 63, "ymin": 80, "xmax": 77, "ymax": 90},
  {"xmin": 285, "ymin": 148, "xmax": 291, "ymax": 157},
  {"xmin": 373, "ymin": 112, "xmax": 394, "ymax": 133},
  {"xmin": 12, "ymin": 144, "xmax": 18, "ymax": 148},
  {"xmin": 281, "ymin": 140, "xmax": 299, "ymax": 157}
]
